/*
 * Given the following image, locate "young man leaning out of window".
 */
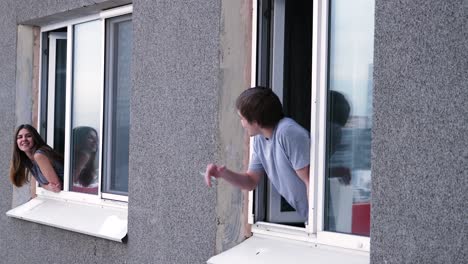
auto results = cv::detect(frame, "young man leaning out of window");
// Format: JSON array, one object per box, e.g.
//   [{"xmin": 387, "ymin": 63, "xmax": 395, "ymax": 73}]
[{"xmin": 204, "ymin": 86, "xmax": 310, "ymax": 221}]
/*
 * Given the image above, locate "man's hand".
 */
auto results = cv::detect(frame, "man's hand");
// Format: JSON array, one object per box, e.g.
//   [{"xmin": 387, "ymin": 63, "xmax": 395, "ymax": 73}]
[
  {"xmin": 205, "ymin": 164, "xmax": 225, "ymax": 187},
  {"xmin": 204, "ymin": 164, "xmax": 262, "ymax": 190}
]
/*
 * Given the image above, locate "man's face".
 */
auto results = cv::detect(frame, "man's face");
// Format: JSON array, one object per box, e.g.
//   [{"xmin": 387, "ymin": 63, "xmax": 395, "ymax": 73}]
[{"xmin": 238, "ymin": 111, "xmax": 261, "ymax": 137}]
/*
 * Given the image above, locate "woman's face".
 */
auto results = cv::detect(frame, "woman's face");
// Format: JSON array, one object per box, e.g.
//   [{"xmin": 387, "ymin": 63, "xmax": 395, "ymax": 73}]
[
  {"xmin": 85, "ymin": 131, "xmax": 98, "ymax": 152},
  {"xmin": 16, "ymin": 128, "xmax": 35, "ymax": 153}
]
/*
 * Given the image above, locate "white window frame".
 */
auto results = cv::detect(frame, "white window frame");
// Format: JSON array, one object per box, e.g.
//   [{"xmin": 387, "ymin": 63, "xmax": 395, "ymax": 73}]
[
  {"xmin": 102, "ymin": 13, "xmax": 133, "ymax": 199},
  {"xmin": 248, "ymin": 0, "xmax": 370, "ymax": 252},
  {"xmin": 37, "ymin": 5, "xmax": 133, "ymax": 205}
]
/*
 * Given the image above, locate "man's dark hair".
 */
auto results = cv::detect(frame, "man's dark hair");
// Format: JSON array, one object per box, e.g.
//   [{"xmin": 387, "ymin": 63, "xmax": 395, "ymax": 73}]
[{"xmin": 235, "ymin": 86, "xmax": 284, "ymax": 128}]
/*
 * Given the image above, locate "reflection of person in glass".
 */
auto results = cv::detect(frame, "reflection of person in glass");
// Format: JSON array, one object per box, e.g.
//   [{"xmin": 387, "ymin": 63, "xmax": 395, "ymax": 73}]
[
  {"xmin": 72, "ymin": 126, "xmax": 98, "ymax": 187},
  {"xmin": 329, "ymin": 90, "xmax": 351, "ymax": 185},
  {"xmin": 204, "ymin": 87, "xmax": 310, "ymax": 220},
  {"xmin": 9, "ymin": 124, "xmax": 63, "ymax": 193}
]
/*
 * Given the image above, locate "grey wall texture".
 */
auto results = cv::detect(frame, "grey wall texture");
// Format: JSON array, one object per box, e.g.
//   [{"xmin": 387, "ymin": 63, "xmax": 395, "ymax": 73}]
[
  {"xmin": 372, "ymin": 0, "xmax": 467, "ymax": 263},
  {"xmin": 127, "ymin": 0, "xmax": 220, "ymax": 263},
  {"xmin": 0, "ymin": 0, "xmax": 223, "ymax": 263},
  {"xmin": 0, "ymin": 0, "xmax": 19, "ymax": 260}
]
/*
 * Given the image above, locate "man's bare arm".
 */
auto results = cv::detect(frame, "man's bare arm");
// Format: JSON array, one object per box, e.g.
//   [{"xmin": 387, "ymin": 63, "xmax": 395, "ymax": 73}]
[{"xmin": 205, "ymin": 164, "xmax": 263, "ymax": 190}]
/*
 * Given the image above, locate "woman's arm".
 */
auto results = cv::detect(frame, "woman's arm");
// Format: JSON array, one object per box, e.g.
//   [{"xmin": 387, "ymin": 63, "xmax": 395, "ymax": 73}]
[{"xmin": 34, "ymin": 153, "xmax": 61, "ymax": 192}]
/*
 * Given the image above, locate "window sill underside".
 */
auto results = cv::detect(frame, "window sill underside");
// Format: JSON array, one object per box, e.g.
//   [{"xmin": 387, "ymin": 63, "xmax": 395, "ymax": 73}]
[{"xmin": 6, "ymin": 196, "xmax": 127, "ymax": 242}]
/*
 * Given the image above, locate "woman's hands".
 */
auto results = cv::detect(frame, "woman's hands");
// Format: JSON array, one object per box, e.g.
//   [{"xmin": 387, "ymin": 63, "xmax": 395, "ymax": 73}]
[{"xmin": 43, "ymin": 182, "xmax": 62, "ymax": 193}]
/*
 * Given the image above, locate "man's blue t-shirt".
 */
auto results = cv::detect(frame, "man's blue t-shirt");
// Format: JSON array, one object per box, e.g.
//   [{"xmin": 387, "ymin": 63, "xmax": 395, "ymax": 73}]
[{"xmin": 248, "ymin": 117, "xmax": 310, "ymax": 219}]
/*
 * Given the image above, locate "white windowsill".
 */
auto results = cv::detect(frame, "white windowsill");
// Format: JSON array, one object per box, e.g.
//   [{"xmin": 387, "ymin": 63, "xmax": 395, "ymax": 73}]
[
  {"xmin": 6, "ymin": 196, "xmax": 127, "ymax": 242},
  {"xmin": 207, "ymin": 234, "xmax": 369, "ymax": 264}
]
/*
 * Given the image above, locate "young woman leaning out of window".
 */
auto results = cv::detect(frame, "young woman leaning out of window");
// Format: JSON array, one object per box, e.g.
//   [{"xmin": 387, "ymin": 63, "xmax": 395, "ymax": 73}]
[{"xmin": 9, "ymin": 124, "xmax": 64, "ymax": 193}]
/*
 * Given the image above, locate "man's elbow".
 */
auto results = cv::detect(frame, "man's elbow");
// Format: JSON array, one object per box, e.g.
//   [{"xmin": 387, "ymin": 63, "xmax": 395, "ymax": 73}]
[
  {"xmin": 246, "ymin": 177, "xmax": 261, "ymax": 191},
  {"xmin": 243, "ymin": 173, "xmax": 260, "ymax": 191}
]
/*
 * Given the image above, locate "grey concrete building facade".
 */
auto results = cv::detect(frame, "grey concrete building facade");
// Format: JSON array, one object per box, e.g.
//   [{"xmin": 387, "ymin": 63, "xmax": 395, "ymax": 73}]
[
  {"xmin": 0, "ymin": 1, "xmax": 465, "ymax": 264},
  {"xmin": 371, "ymin": 0, "xmax": 467, "ymax": 263}
]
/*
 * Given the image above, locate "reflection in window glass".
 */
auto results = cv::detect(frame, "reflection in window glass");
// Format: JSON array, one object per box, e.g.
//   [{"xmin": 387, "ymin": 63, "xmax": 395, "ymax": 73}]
[
  {"xmin": 103, "ymin": 16, "xmax": 132, "ymax": 195},
  {"xmin": 325, "ymin": 0, "xmax": 374, "ymax": 236},
  {"xmin": 70, "ymin": 20, "xmax": 103, "ymax": 195}
]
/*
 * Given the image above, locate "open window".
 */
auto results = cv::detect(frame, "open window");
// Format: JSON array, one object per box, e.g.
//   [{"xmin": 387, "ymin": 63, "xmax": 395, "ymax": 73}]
[
  {"xmin": 249, "ymin": 0, "xmax": 373, "ymax": 251},
  {"xmin": 211, "ymin": 0, "xmax": 374, "ymax": 261},
  {"xmin": 39, "ymin": 11, "xmax": 132, "ymax": 199},
  {"xmin": 7, "ymin": 5, "xmax": 133, "ymax": 242}
]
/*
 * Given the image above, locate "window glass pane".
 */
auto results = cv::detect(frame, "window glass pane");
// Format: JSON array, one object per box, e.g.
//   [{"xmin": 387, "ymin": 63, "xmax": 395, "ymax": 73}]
[
  {"xmin": 53, "ymin": 38, "xmax": 67, "ymax": 156},
  {"xmin": 45, "ymin": 31, "xmax": 67, "ymax": 158},
  {"xmin": 70, "ymin": 20, "xmax": 103, "ymax": 195},
  {"xmin": 325, "ymin": 0, "xmax": 374, "ymax": 236},
  {"xmin": 282, "ymin": 0, "xmax": 312, "ymax": 132},
  {"xmin": 103, "ymin": 16, "xmax": 132, "ymax": 195}
]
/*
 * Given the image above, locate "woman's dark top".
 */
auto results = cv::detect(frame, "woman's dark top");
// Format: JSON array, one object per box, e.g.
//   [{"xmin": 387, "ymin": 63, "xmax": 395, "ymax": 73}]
[{"xmin": 30, "ymin": 149, "xmax": 64, "ymax": 185}]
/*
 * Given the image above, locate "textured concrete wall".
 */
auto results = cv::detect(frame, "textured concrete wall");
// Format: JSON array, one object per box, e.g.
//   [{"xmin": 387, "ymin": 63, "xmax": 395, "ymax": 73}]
[
  {"xmin": 0, "ymin": 0, "xmax": 221, "ymax": 263},
  {"xmin": 0, "ymin": 0, "xmax": 18, "ymax": 259},
  {"xmin": 127, "ymin": 0, "xmax": 220, "ymax": 263},
  {"xmin": 372, "ymin": 0, "xmax": 467, "ymax": 263}
]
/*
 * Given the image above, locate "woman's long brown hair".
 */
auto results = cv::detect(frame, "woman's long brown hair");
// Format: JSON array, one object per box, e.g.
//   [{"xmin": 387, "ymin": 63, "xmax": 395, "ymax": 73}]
[{"xmin": 9, "ymin": 124, "xmax": 63, "ymax": 187}]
